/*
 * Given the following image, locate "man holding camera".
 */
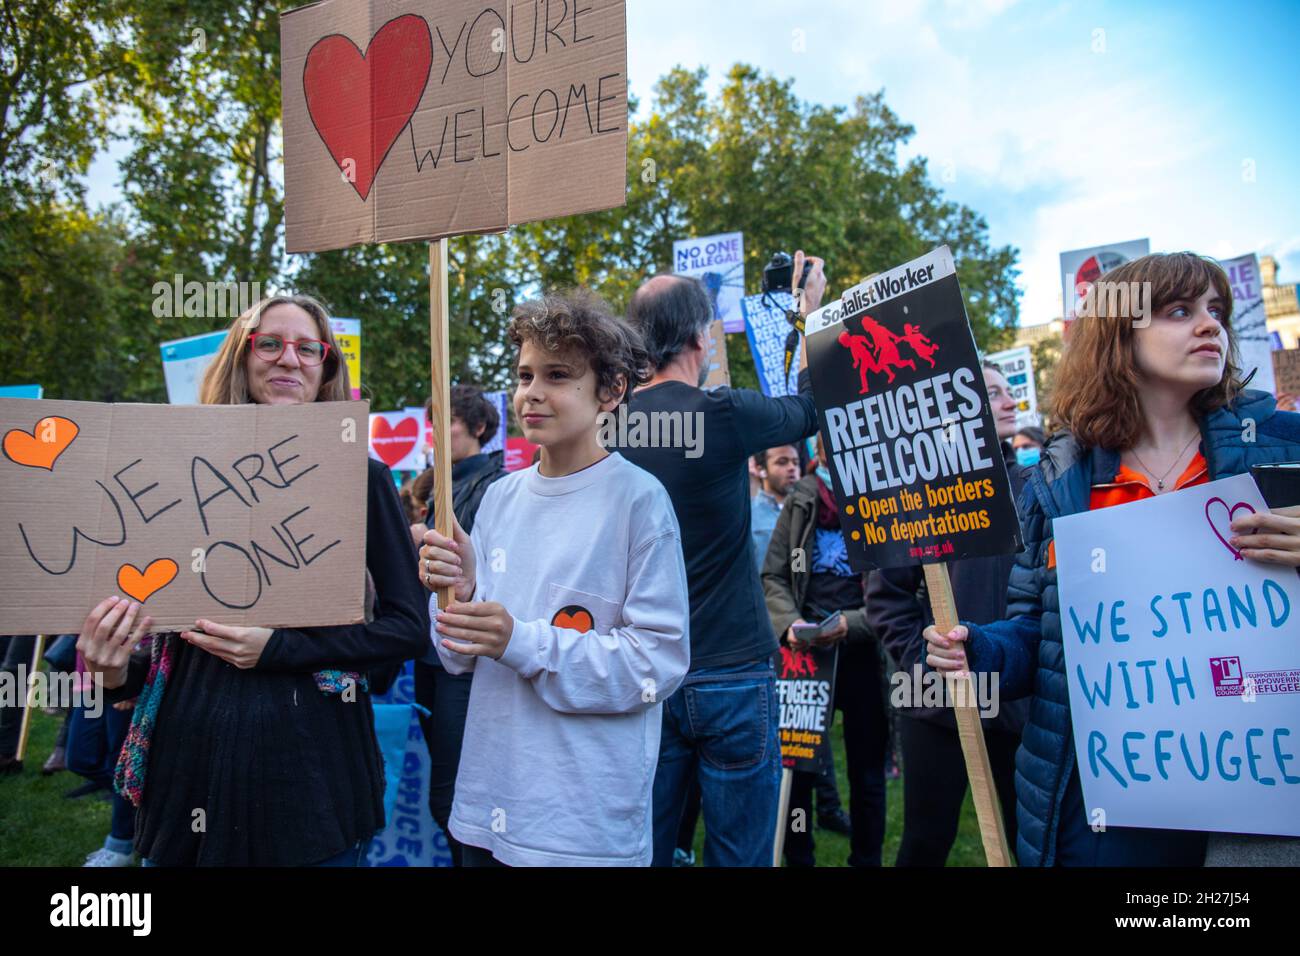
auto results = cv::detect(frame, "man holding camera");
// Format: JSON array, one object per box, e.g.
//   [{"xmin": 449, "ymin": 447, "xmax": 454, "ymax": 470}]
[{"xmin": 617, "ymin": 251, "xmax": 824, "ymax": 867}]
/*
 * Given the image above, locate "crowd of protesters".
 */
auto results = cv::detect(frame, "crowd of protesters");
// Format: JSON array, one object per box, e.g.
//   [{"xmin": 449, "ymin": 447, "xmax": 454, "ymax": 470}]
[{"xmin": 2, "ymin": 250, "xmax": 1298, "ymax": 867}]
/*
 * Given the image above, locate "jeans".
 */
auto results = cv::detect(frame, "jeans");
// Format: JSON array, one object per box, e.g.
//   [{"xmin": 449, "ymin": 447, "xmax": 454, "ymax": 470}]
[
  {"xmin": 414, "ymin": 661, "xmax": 474, "ymax": 866},
  {"xmin": 461, "ymin": 843, "xmax": 509, "ymax": 867},
  {"xmin": 66, "ymin": 702, "xmax": 135, "ymax": 849},
  {"xmin": 309, "ymin": 841, "xmax": 367, "ymax": 867},
  {"xmin": 652, "ymin": 659, "xmax": 781, "ymax": 867}
]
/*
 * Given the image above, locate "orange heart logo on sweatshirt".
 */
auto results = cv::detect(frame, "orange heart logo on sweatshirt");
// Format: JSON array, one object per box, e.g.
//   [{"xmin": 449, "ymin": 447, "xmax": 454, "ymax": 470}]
[
  {"xmin": 3, "ymin": 417, "xmax": 79, "ymax": 470},
  {"xmin": 551, "ymin": 605, "xmax": 594, "ymax": 632},
  {"xmin": 117, "ymin": 559, "xmax": 179, "ymax": 603}
]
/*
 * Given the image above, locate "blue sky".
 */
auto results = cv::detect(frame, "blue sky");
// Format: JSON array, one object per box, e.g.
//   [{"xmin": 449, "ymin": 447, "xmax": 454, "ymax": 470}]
[{"xmin": 84, "ymin": 0, "xmax": 1300, "ymax": 327}]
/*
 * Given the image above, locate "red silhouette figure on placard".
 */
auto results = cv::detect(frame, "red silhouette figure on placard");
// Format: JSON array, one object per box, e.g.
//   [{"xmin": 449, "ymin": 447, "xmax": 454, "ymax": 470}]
[
  {"xmin": 836, "ymin": 314, "xmax": 938, "ymax": 394},
  {"xmin": 779, "ymin": 646, "xmax": 819, "ymax": 679},
  {"xmin": 859, "ymin": 316, "xmax": 916, "ymax": 382},
  {"xmin": 838, "ymin": 330, "xmax": 882, "ymax": 394},
  {"xmin": 899, "ymin": 323, "xmax": 939, "ymax": 367}
]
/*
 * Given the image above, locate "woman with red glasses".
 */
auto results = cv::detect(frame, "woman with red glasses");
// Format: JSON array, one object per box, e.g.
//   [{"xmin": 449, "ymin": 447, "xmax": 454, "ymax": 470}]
[{"xmin": 75, "ymin": 294, "xmax": 429, "ymax": 866}]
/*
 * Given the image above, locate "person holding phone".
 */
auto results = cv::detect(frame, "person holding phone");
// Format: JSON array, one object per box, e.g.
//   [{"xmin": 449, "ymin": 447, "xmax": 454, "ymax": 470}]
[
  {"xmin": 763, "ymin": 434, "xmax": 889, "ymax": 866},
  {"xmin": 76, "ymin": 295, "xmax": 429, "ymax": 866}
]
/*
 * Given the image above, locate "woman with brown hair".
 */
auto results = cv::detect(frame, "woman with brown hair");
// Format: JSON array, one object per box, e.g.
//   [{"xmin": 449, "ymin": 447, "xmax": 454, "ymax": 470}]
[
  {"xmin": 75, "ymin": 295, "xmax": 429, "ymax": 866},
  {"xmin": 924, "ymin": 252, "xmax": 1300, "ymax": 866}
]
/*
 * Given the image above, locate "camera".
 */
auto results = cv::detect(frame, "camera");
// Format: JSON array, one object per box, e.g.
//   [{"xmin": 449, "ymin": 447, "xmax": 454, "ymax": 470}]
[{"xmin": 762, "ymin": 251, "xmax": 813, "ymax": 295}]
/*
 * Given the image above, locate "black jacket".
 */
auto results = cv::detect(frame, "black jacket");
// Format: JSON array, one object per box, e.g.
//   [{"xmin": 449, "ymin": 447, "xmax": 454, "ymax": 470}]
[
  {"xmin": 424, "ymin": 450, "xmax": 507, "ymax": 534},
  {"xmin": 864, "ymin": 442, "xmax": 1029, "ymax": 734},
  {"xmin": 107, "ymin": 457, "xmax": 429, "ymax": 865},
  {"xmin": 615, "ymin": 370, "xmax": 818, "ymax": 670}
]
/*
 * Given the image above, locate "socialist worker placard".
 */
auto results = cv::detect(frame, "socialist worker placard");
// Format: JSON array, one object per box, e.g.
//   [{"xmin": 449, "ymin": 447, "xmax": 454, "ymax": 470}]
[{"xmin": 804, "ymin": 246, "xmax": 1022, "ymax": 571}]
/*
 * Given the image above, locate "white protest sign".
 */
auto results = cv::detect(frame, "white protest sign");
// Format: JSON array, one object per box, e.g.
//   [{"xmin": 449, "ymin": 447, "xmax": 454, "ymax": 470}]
[
  {"xmin": 673, "ymin": 232, "xmax": 745, "ymax": 333},
  {"xmin": 482, "ymin": 390, "xmax": 508, "ymax": 453},
  {"xmin": 1055, "ymin": 473, "xmax": 1300, "ymax": 836},
  {"xmin": 369, "ymin": 410, "xmax": 425, "ymax": 471},
  {"xmin": 1059, "ymin": 238, "xmax": 1149, "ymax": 323},
  {"xmin": 159, "ymin": 330, "xmax": 227, "ymax": 405},
  {"xmin": 1220, "ymin": 253, "xmax": 1275, "ymax": 395},
  {"xmin": 986, "ymin": 345, "xmax": 1040, "ymax": 429}
]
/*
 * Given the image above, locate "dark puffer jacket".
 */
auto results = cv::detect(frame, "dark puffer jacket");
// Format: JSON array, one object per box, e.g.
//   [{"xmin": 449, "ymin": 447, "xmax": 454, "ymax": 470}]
[
  {"xmin": 963, "ymin": 390, "xmax": 1300, "ymax": 866},
  {"xmin": 866, "ymin": 441, "xmax": 1030, "ymax": 735}
]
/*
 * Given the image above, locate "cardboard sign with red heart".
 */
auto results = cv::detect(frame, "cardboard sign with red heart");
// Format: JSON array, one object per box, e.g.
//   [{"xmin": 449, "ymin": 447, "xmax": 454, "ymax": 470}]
[{"xmin": 280, "ymin": 0, "xmax": 628, "ymax": 253}]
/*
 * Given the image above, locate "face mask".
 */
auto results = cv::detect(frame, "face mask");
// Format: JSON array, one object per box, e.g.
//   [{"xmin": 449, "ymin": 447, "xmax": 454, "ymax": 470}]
[
  {"xmin": 1015, "ymin": 447, "xmax": 1041, "ymax": 468},
  {"xmin": 816, "ymin": 465, "xmax": 833, "ymax": 487}
]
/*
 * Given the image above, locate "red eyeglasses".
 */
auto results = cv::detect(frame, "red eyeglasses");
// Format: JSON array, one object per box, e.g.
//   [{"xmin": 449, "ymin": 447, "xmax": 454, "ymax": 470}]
[{"xmin": 248, "ymin": 333, "xmax": 331, "ymax": 366}]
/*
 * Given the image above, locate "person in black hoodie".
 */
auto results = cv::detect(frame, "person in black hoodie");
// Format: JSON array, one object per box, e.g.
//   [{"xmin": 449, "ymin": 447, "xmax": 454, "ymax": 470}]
[
  {"xmin": 414, "ymin": 384, "xmax": 506, "ymax": 865},
  {"xmin": 76, "ymin": 295, "xmax": 429, "ymax": 866},
  {"xmin": 865, "ymin": 362, "xmax": 1029, "ymax": 866}
]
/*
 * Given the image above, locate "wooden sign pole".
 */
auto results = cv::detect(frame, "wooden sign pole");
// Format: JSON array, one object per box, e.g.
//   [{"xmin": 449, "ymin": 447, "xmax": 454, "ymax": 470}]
[
  {"xmin": 429, "ymin": 239, "xmax": 455, "ymax": 611},
  {"xmin": 14, "ymin": 634, "xmax": 47, "ymax": 764},
  {"xmin": 772, "ymin": 765, "xmax": 793, "ymax": 866},
  {"xmin": 922, "ymin": 563, "xmax": 1014, "ymax": 867}
]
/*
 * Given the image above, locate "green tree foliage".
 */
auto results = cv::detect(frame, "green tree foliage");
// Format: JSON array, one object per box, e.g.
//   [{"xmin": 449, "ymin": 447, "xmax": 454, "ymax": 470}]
[
  {"xmin": 0, "ymin": 0, "xmax": 132, "ymax": 202},
  {"xmin": 1, "ymin": 3, "xmax": 1019, "ymax": 413}
]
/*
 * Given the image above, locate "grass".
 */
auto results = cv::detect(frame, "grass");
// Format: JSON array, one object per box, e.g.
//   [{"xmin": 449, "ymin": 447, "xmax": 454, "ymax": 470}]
[
  {"xmin": 0, "ymin": 708, "xmax": 117, "ymax": 867},
  {"xmin": 683, "ymin": 707, "xmax": 987, "ymax": 867},
  {"xmin": 2, "ymin": 704, "xmax": 987, "ymax": 867}
]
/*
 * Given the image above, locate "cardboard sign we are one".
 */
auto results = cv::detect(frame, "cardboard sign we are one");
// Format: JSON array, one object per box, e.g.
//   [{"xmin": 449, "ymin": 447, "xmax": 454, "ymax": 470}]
[
  {"xmin": 281, "ymin": 0, "xmax": 629, "ymax": 253},
  {"xmin": 0, "ymin": 399, "xmax": 369, "ymax": 634}
]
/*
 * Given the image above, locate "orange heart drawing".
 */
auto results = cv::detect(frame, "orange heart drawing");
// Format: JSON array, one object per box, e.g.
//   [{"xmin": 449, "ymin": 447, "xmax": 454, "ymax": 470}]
[
  {"xmin": 551, "ymin": 605, "xmax": 594, "ymax": 632},
  {"xmin": 3, "ymin": 416, "xmax": 79, "ymax": 470},
  {"xmin": 117, "ymin": 559, "xmax": 179, "ymax": 604}
]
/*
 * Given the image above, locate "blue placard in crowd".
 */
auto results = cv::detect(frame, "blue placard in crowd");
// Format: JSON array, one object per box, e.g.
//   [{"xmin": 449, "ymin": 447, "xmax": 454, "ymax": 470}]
[
  {"xmin": 365, "ymin": 661, "xmax": 455, "ymax": 867},
  {"xmin": 0, "ymin": 384, "xmax": 43, "ymax": 399},
  {"xmin": 741, "ymin": 290, "xmax": 800, "ymax": 397}
]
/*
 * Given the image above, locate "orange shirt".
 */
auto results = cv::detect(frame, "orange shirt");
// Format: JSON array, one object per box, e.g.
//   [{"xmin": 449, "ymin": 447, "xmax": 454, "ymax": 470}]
[
  {"xmin": 1048, "ymin": 452, "xmax": 1208, "ymax": 569},
  {"xmin": 1089, "ymin": 450, "xmax": 1209, "ymax": 511}
]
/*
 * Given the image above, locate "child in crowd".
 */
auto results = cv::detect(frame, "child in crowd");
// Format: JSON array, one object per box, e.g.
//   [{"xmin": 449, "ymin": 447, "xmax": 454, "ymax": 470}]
[{"xmin": 418, "ymin": 289, "xmax": 690, "ymax": 866}]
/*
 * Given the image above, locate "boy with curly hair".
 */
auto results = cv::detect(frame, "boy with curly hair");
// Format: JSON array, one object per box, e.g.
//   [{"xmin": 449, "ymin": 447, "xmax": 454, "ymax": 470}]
[{"xmin": 418, "ymin": 289, "xmax": 690, "ymax": 866}]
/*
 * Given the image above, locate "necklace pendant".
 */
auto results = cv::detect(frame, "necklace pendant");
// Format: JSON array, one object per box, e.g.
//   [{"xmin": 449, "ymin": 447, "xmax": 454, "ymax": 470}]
[{"xmin": 1157, "ymin": 479, "xmax": 1165, "ymax": 491}]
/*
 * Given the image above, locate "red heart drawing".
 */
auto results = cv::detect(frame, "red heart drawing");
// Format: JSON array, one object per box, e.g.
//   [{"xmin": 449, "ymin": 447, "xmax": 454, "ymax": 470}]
[
  {"xmin": 371, "ymin": 416, "xmax": 420, "ymax": 467},
  {"xmin": 303, "ymin": 14, "xmax": 433, "ymax": 202},
  {"xmin": 1205, "ymin": 496, "xmax": 1256, "ymax": 561},
  {"xmin": 551, "ymin": 605, "xmax": 594, "ymax": 632}
]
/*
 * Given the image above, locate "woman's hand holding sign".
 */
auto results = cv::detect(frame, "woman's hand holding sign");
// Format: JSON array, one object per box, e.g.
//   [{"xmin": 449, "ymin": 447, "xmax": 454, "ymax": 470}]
[
  {"xmin": 77, "ymin": 596, "xmax": 152, "ymax": 690},
  {"xmin": 1231, "ymin": 510, "xmax": 1300, "ymax": 567},
  {"xmin": 419, "ymin": 514, "xmax": 475, "ymax": 603},
  {"xmin": 924, "ymin": 623, "xmax": 970, "ymax": 673},
  {"xmin": 181, "ymin": 620, "xmax": 273, "ymax": 669}
]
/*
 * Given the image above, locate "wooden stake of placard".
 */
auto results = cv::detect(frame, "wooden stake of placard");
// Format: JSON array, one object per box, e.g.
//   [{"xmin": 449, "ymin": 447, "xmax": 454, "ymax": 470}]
[
  {"xmin": 429, "ymin": 239, "xmax": 454, "ymax": 611},
  {"xmin": 772, "ymin": 765, "xmax": 794, "ymax": 866},
  {"xmin": 14, "ymin": 634, "xmax": 47, "ymax": 764},
  {"xmin": 923, "ymin": 563, "xmax": 1014, "ymax": 866}
]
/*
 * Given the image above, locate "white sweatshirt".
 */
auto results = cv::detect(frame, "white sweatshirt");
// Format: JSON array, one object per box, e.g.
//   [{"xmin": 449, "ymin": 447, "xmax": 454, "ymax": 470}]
[{"xmin": 435, "ymin": 452, "xmax": 690, "ymax": 866}]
